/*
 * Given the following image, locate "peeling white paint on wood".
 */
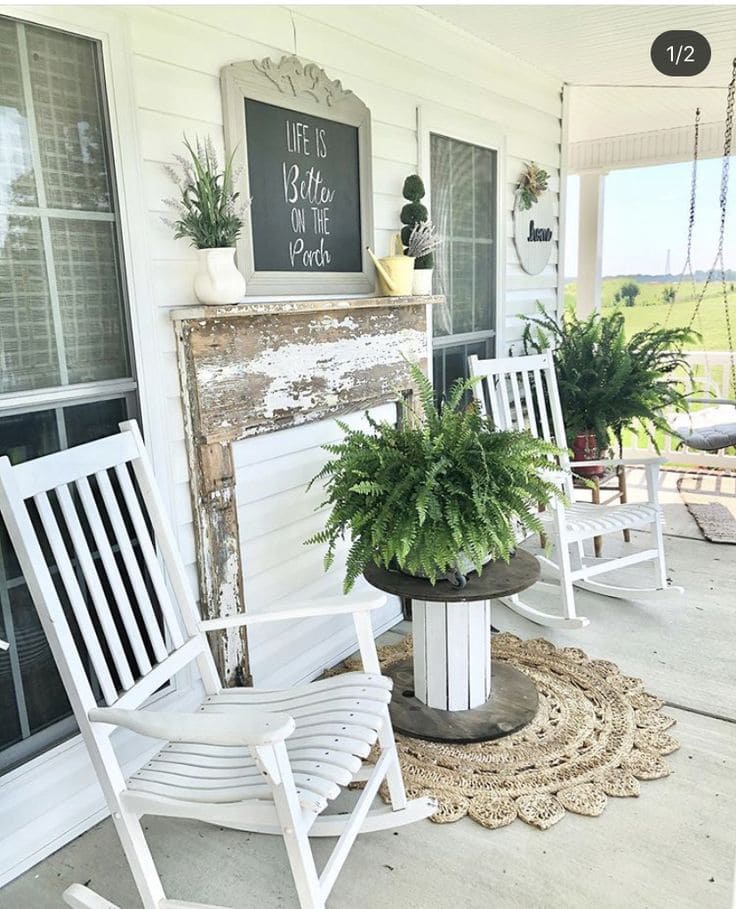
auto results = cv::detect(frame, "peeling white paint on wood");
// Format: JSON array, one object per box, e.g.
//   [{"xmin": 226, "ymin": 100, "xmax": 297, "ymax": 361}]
[{"xmin": 173, "ymin": 296, "xmax": 438, "ymax": 683}]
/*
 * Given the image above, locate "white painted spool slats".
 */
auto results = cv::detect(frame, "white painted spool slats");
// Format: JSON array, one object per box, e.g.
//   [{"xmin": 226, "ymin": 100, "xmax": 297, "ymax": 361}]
[{"xmin": 412, "ymin": 600, "xmax": 491, "ymax": 711}]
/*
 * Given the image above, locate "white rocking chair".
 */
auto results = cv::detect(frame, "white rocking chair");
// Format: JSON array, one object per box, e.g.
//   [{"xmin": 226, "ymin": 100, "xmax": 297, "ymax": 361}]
[
  {"xmin": 469, "ymin": 349, "xmax": 683, "ymax": 629},
  {"xmin": 0, "ymin": 421, "xmax": 435, "ymax": 909}
]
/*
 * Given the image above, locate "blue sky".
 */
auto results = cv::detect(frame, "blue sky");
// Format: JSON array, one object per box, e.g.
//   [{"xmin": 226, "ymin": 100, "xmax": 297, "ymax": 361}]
[{"xmin": 565, "ymin": 158, "xmax": 736, "ymax": 278}]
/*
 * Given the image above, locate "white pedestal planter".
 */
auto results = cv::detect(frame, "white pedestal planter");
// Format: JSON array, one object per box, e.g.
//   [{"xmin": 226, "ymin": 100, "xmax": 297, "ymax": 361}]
[{"xmin": 412, "ymin": 599, "xmax": 491, "ymax": 710}]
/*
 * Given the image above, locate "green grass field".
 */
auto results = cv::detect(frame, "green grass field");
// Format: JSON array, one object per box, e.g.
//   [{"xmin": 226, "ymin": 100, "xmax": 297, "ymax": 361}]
[{"xmin": 564, "ymin": 278, "xmax": 736, "ymax": 351}]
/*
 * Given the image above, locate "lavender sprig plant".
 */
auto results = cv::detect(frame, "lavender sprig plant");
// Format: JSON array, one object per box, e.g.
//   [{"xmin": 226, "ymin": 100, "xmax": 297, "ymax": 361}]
[
  {"xmin": 406, "ymin": 221, "xmax": 441, "ymax": 261},
  {"xmin": 162, "ymin": 136, "xmax": 249, "ymax": 249}
]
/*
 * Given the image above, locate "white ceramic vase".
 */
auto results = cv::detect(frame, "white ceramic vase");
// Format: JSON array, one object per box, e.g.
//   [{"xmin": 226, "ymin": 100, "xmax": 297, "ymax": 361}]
[
  {"xmin": 412, "ymin": 267, "xmax": 434, "ymax": 296},
  {"xmin": 193, "ymin": 247, "xmax": 245, "ymax": 305}
]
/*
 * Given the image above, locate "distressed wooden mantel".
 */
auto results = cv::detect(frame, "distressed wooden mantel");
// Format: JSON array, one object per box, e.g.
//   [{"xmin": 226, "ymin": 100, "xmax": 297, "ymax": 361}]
[{"xmin": 172, "ymin": 295, "xmax": 442, "ymax": 684}]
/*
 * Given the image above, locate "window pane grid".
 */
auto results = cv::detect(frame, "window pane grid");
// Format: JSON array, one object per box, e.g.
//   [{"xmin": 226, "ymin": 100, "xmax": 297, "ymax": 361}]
[
  {"xmin": 52, "ymin": 218, "xmax": 129, "ymax": 382},
  {"xmin": 0, "ymin": 17, "xmax": 139, "ymax": 772},
  {"xmin": 430, "ymin": 132, "xmax": 497, "ymax": 399},
  {"xmin": 0, "ymin": 18, "xmax": 131, "ymax": 395},
  {"xmin": 26, "ymin": 25, "xmax": 114, "ymax": 212},
  {"xmin": 0, "ymin": 215, "xmax": 58, "ymax": 392},
  {"xmin": 0, "ymin": 18, "xmax": 37, "ymax": 208}
]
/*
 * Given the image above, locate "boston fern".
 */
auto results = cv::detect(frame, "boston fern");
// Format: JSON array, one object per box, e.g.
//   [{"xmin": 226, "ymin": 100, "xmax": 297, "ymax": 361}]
[
  {"xmin": 522, "ymin": 304, "xmax": 696, "ymax": 451},
  {"xmin": 306, "ymin": 363, "xmax": 563, "ymax": 592}
]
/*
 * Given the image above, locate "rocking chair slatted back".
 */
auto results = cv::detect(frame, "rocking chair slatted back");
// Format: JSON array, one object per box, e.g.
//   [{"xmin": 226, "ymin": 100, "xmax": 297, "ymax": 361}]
[
  {"xmin": 469, "ymin": 349, "xmax": 573, "ymax": 493},
  {"xmin": 467, "ymin": 349, "xmax": 679, "ymax": 632},
  {"xmin": 469, "ymin": 349, "xmax": 566, "ymax": 443},
  {"xmin": 0, "ymin": 420, "xmax": 219, "ymax": 721},
  {"xmin": 1, "ymin": 421, "xmax": 438, "ymax": 909}
]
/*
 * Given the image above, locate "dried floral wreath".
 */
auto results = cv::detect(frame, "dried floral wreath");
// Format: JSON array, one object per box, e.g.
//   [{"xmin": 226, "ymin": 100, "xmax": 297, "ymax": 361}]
[{"xmin": 516, "ymin": 161, "xmax": 550, "ymax": 211}]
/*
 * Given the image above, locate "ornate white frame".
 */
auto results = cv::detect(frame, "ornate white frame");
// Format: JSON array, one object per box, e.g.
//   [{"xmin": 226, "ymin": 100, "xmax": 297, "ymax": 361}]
[{"xmin": 221, "ymin": 55, "xmax": 375, "ymax": 297}]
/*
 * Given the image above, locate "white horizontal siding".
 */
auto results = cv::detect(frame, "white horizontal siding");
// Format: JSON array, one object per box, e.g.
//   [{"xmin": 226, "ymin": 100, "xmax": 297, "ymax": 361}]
[
  {"xmin": 0, "ymin": 1, "xmax": 563, "ymax": 691},
  {"xmin": 121, "ymin": 1, "xmax": 563, "ymax": 607},
  {"xmin": 126, "ymin": 5, "xmax": 562, "ymax": 308},
  {"xmin": 0, "ymin": 3, "xmax": 564, "ymax": 882},
  {"xmin": 234, "ymin": 405, "xmax": 401, "ymax": 688}
]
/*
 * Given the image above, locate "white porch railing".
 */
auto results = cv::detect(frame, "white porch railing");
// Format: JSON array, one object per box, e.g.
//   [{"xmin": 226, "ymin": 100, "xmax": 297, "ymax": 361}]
[{"xmin": 622, "ymin": 351, "xmax": 736, "ymax": 470}]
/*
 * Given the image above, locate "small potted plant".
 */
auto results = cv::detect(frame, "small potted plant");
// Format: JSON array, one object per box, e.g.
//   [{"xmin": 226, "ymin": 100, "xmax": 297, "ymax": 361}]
[
  {"xmin": 306, "ymin": 363, "xmax": 562, "ymax": 591},
  {"xmin": 400, "ymin": 175, "xmax": 437, "ymax": 296},
  {"xmin": 406, "ymin": 221, "xmax": 440, "ymax": 295},
  {"xmin": 163, "ymin": 136, "xmax": 249, "ymax": 305},
  {"xmin": 522, "ymin": 304, "xmax": 696, "ymax": 474}
]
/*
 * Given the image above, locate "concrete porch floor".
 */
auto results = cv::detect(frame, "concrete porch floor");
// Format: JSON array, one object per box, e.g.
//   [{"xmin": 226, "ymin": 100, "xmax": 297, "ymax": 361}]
[{"xmin": 1, "ymin": 469, "xmax": 734, "ymax": 909}]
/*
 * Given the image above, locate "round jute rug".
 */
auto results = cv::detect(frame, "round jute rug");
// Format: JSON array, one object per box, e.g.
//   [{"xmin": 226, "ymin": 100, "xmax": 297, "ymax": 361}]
[{"xmin": 345, "ymin": 633, "xmax": 679, "ymax": 830}]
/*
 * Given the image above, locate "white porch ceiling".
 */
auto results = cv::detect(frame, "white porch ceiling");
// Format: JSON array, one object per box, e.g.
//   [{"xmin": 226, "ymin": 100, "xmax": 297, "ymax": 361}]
[{"xmin": 423, "ymin": 5, "xmax": 736, "ymax": 144}]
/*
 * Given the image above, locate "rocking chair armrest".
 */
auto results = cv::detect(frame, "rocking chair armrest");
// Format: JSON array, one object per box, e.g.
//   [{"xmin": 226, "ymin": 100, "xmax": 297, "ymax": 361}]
[
  {"xmin": 538, "ymin": 468, "xmax": 569, "ymax": 489},
  {"xmin": 199, "ymin": 593, "xmax": 387, "ymax": 633},
  {"xmin": 89, "ymin": 706, "xmax": 295, "ymax": 746},
  {"xmin": 568, "ymin": 456, "xmax": 666, "ymax": 470}
]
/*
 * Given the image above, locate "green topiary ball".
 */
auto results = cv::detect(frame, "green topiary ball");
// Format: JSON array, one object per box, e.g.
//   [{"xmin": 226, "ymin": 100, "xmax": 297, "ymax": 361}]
[
  {"xmin": 400, "ymin": 201, "xmax": 428, "ymax": 225},
  {"xmin": 402, "ymin": 174, "xmax": 426, "ymax": 202}
]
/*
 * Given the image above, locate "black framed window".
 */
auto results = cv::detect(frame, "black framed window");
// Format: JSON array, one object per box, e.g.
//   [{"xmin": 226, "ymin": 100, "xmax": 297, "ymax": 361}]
[
  {"xmin": 430, "ymin": 132, "xmax": 497, "ymax": 401},
  {"xmin": 0, "ymin": 16, "xmax": 138, "ymax": 772}
]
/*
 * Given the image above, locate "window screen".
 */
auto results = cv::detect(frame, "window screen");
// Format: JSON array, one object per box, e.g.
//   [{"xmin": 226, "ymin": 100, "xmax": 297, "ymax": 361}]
[
  {"xmin": 0, "ymin": 16, "xmax": 138, "ymax": 773},
  {"xmin": 430, "ymin": 133, "xmax": 497, "ymax": 400},
  {"xmin": 0, "ymin": 16, "xmax": 129, "ymax": 395}
]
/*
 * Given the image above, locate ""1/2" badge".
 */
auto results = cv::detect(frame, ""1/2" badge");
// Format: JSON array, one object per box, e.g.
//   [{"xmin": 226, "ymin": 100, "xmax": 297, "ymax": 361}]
[{"xmin": 651, "ymin": 30, "xmax": 711, "ymax": 77}]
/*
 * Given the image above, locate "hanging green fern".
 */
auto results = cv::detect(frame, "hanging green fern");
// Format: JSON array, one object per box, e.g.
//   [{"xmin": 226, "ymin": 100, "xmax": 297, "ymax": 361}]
[{"xmin": 306, "ymin": 362, "xmax": 563, "ymax": 592}]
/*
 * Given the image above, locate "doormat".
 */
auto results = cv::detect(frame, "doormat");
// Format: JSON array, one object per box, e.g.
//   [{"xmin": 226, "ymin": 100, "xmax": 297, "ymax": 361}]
[
  {"xmin": 345, "ymin": 634, "xmax": 678, "ymax": 831},
  {"xmin": 677, "ymin": 473, "xmax": 736, "ymax": 544}
]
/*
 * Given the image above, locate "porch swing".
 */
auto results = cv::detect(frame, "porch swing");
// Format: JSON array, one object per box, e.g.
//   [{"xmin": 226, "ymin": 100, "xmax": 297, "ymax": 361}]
[{"xmin": 667, "ymin": 60, "xmax": 736, "ymax": 452}]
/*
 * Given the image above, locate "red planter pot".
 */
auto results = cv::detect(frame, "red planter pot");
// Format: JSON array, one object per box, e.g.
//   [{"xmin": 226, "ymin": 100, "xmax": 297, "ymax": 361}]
[{"xmin": 571, "ymin": 431, "xmax": 605, "ymax": 477}]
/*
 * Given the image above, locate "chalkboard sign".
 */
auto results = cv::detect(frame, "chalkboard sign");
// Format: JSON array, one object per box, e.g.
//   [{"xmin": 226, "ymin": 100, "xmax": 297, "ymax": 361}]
[
  {"xmin": 221, "ymin": 55, "xmax": 375, "ymax": 296},
  {"xmin": 244, "ymin": 99, "xmax": 362, "ymax": 273}
]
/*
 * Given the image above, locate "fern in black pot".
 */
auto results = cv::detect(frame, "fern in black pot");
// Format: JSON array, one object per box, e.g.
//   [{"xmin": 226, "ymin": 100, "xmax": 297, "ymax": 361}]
[
  {"xmin": 522, "ymin": 304, "xmax": 696, "ymax": 471},
  {"xmin": 306, "ymin": 363, "xmax": 563, "ymax": 592}
]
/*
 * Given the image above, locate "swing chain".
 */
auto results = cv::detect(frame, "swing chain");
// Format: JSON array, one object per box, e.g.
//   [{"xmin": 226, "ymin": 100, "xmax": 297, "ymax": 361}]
[
  {"xmin": 685, "ymin": 107, "xmax": 700, "ymax": 275},
  {"xmin": 686, "ymin": 58, "xmax": 736, "ymax": 400},
  {"xmin": 667, "ymin": 108, "xmax": 700, "ymax": 326},
  {"xmin": 717, "ymin": 59, "xmax": 736, "ymax": 397},
  {"xmin": 714, "ymin": 62, "xmax": 734, "ymax": 269}
]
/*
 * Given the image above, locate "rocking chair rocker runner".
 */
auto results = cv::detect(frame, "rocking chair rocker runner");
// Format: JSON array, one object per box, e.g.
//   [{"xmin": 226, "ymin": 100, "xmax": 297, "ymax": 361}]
[
  {"xmin": 0, "ymin": 421, "xmax": 435, "ymax": 909},
  {"xmin": 469, "ymin": 350, "xmax": 683, "ymax": 629}
]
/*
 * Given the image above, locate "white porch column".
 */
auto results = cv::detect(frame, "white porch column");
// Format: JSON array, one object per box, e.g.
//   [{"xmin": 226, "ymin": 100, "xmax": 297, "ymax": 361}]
[{"xmin": 576, "ymin": 171, "xmax": 607, "ymax": 316}]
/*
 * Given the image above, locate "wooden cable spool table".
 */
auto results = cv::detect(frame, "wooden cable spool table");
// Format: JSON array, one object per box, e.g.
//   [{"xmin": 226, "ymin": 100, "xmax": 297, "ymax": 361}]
[{"xmin": 363, "ymin": 550, "xmax": 541, "ymax": 743}]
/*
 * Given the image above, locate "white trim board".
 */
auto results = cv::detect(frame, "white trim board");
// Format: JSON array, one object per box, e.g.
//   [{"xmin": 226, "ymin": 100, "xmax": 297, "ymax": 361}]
[{"xmin": 569, "ymin": 120, "xmax": 727, "ymax": 174}]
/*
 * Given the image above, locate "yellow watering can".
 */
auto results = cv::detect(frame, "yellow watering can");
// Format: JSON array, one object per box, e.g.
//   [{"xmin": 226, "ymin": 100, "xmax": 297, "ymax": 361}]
[{"xmin": 367, "ymin": 235, "xmax": 415, "ymax": 296}]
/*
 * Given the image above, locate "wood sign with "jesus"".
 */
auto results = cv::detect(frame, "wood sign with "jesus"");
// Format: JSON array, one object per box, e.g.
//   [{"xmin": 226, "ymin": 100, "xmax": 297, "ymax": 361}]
[
  {"xmin": 221, "ymin": 55, "xmax": 375, "ymax": 296},
  {"xmin": 513, "ymin": 191, "xmax": 555, "ymax": 276}
]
